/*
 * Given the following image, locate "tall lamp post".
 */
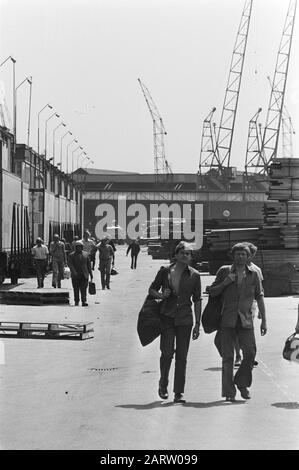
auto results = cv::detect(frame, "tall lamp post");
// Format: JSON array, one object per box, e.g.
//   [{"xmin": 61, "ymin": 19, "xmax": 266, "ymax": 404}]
[
  {"xmin": 76, "ymin": 150, "xmax": 86, "ymax": 173},
  {"xmin": 37, "ymin": 103, "xmax": 52, "ymax": 155},
  {"xmin": 15, "ymin": 76, "xmax": 32, "ymax": 145},
  {"xmin": 44, "ymin": 112, "xmax": 60, "ymax": 158},
  {"xmin": 52, "ymin": 122, "xmax": 66, "ymax": 165},
  {"xmin": 60, "ymin": 130, "xmax": 72, "ymax": 169},
  {"xmin": 72, "ymin": 147, "xmax": 87, "ymax": 173},
  {"xmin": 66, "ymin": 138, "xmax": 79, "ymax": 174},
  {"xmin": 0, "ymin": 56, "xmax": 16, "ymax": 162},
  {"xmin": 86, "ymin": 159, "xmax": 94, "ymax": 169}
]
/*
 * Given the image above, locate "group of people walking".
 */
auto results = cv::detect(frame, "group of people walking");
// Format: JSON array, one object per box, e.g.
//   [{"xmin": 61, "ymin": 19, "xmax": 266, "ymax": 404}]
[
  {"xmin": 148, "ymin": 240, "xmax": 267, "ymax": 403},
  {"xmin": 31, "ymin": 231, "xmax": 141, "ymax": 305}
]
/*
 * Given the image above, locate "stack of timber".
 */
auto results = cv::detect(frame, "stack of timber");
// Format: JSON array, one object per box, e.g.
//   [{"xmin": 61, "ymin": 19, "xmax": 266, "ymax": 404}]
[
  {"xmin": 206, "ymin": 228, "xmax": 259, "ymax": 252},
  {"xmin": 268, "ymin": 158, "xmax": 299, "ymax": 201},
  {"xmin": 0, "ymin": 289, "xmax": 69, "ymax": 305},
  {"xmin": 0, "ymin": 321, "xmax": 94, "ymax": 340},
  {"xmin": 263, "ymin": 201, "xmax": 299, "ymax": 225}
]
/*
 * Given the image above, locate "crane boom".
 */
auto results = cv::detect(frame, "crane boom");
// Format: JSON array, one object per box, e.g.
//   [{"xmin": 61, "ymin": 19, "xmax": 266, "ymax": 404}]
[
  {"xmin": 199, "ymin": 107, "xmax": 217, "ymax": 171},
  {"xmin": 215, "ymin": 0, "xmax": 253, "ymax": 172},
  {"xmin": 261, "ymin": 0, "xmax": 297, "ymax": 169},
  {"xmin": 138, "ymin": 78, "xmax": 172, "ymax": 177}
]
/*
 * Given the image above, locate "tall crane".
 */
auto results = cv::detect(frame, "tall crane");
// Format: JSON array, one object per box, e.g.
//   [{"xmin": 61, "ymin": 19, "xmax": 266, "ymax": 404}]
[
  {"xmin": 245, "ymin": 108, "xmax": 264, "ymax": 174},
  {"xmin": 199, "ymin": 107, "xmax": 217, "ymax": 171},
  {"xmin": 267, "ymin": 76, "xmax": 296, "ymax": 159},
  {"xmin": 282, "ymin": 108, "xmax": 296, "ymax": 158},
  {"xmin": 138, "ymin": 78, "xmax": 172, "ymax": 179},
  {"xmin": 198, "ymin": 0, "xmax": 253, "ymax": 176},
  {"xmin": 260, "ymin": 0, "xmax": 297, "ymax": 171}
]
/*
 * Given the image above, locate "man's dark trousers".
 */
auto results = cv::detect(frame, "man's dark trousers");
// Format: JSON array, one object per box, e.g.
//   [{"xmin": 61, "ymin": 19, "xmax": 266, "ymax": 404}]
[
  {"xmin": 220, "ymin": 319, "xmax": 256, "ymax": 397},
  {"xmin": 71, "ymin": 275, "xmax": 88, "ymax": 304},
  {"xmin": 159, "ymin": 318, "xmax": 192, "ymax": 394},
  {"xmin": 35, "ymin": 260, "xmax": 47, "ymax": 287},
  {"xmin": 131, "ymin": 254, "xmax": 138, "ymax": 269}
]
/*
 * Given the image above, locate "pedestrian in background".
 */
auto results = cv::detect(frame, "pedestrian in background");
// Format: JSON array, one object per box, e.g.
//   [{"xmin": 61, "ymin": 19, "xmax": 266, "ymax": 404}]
[
  {"xmin": 209, "ymin": 243, "xmax": 267, "ymax": 402},
  {"xmin": 149, "ymin": 241, "xmax": 202, "ymax": 404},
  {"xmin": 80, "ymin": 230, "xmax": 96, "ymax": 259},
  {"xmin": 126, "ymin": 239, "xmax": 141, "ymax": 269},
  {"xmin": 71, "ymin": 235, "xmax": 79, "ymax": 252},
  {"xmin": 32, "ymin": 237, "xmax": 49, "ymax": 288},
  {"xmin": 49, "ymin": 234, "xmax": 67, "ymax": 288},
  {"xmin": 97, "ymin": 237, "xmax": 115, "ymax": 290},
  {"xmin": 68, "ymin": 241, "xmax": 93, "ymax": 306}
]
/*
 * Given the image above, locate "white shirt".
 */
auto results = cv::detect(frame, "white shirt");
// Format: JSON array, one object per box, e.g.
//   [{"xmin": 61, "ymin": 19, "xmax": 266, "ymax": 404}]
[{"xmin": 32, "ymin": 244, "xmax": 49, "ymax": 260}]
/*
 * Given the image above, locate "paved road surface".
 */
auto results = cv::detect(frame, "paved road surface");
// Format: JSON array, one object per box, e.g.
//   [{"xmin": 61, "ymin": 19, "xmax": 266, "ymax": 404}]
[{"xmin": 0, "ymin": 246, "xmax": 299, "ymax": 450}]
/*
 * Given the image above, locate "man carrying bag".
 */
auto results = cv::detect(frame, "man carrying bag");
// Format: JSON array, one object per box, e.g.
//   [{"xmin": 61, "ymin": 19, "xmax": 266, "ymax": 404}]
[{"xmin": 146, "ymin": 241, "xmax": 202, "ymax": 404}]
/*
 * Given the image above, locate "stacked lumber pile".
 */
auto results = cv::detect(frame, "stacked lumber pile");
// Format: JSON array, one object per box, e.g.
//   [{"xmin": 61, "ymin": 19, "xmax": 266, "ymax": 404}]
[
  {"xmin": 268, "ymin": 158, "xmax": 299, "ymax": 200},
  {"xmin": 206, "ymin": 228, "xmax": 259, "ymax": 252},
  {"xmin": 263, "ymin": 201, "xmax": 299, "ymax": 225}
]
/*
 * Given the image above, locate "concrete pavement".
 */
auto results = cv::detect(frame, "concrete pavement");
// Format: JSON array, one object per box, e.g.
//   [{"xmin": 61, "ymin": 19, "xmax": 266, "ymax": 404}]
[{"xmin": 0, "ymin": 245, "xmax": 299, "ymax": 449}]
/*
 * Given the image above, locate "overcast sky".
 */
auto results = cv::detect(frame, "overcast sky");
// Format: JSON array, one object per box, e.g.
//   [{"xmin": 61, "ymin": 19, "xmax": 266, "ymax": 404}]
[{"xmin": 0, "ymin": 0, "xmax": 298, "ymax": 173}]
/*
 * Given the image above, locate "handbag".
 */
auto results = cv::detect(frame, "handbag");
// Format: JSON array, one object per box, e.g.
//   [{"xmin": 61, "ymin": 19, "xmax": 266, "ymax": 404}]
[
  {"xmin": 64, "ymin": 266, "xmax": 71, "ymax": 279},
  {"xmin": 137, "ymin": 295, "xmax": 164, "ymax": 347},
  {"xmin": 88, "ymin": 281, "xmax": 96, "ymax": 295},
  {"xmin": 282, "ymin": 333, "xmax": 299, "ymax": 362},
  {"xmin": 110, "ymin": 267, "xmax": 118, "ymax": 275},
  {"xmin": 201, "ymin": 295, "xmax": 222, "ymax": 334}
]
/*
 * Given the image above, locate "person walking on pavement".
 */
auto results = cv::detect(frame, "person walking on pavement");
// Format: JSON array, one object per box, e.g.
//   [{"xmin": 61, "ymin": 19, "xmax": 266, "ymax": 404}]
[
  {"xmin": 234, "ymin": 242, "xmax": 263, "ymax": 367},
  {"xmin": 31, "ymin": 237, "xmax": 49, "ymax": 288},
  {"xmin": 68, "ymin": 241, "xmax": 93, "ymax": 306},
  {"xmin": 126, "ymin": 239, "xmax": 140, "ymax": 269},
  {"xmin": 71, "ymin": 235, "xmax": 79, "ymax": 252},
  {"xmin": 209, "ymin": 243, "xmax": 267, "ymax": 402},
  {"xmin": 49, "ymin": 234, "xmax": 67, "ymax": 288},
  {"xmin": 80, "ymin": 230, "xmax": 97, "ymax": 268},
  {"xmin": 148, "ymin": 241, "xmax": 202, "ymax": 404},
  {"xmin": 97, "ymin": 237, "xmax": 115, "ymax": 290}
]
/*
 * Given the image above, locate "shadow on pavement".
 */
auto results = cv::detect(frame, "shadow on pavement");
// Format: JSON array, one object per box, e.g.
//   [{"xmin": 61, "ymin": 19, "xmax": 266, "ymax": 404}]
[
  {"xmin": 204, "ymin": 367, "xmax": 222, "ymax": 372},
  {"xmin": 272, "ymin": 402, "xmax": 299, "ymax": 410},
  {"xmin": 115, "ymin": 400, "xmax": 245, "ymax": 410}
]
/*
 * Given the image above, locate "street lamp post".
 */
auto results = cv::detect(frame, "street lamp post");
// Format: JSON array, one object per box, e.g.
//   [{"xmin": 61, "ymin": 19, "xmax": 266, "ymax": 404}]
[
  {"xmin": 44, "ymin": 112, "xmax": 60, "ymax": 158},
  {"xmin": 15, "ymin": 76, "xmax": 32, "ymax": 145},
  {"xmin": 52, "ymin": 122, "xmax": 66, "ymax": 165},
  {"xmin": 72, "ymin": 146, "xmax": 83, "ymax": 174},
  {"xmin": 86, "ymin": 159, "xmax": 94, "ymax": 169},
  {"xmin": 0, "ymin": 56, "xmax": 16, "ymax": 163},
  {"xmin": 72, "ymin": 147, "xmax": 87, "ymax": 173},
  {"xmin": 37, "ymin": 103, "xmax": 52, "ymax": 155},
  {"xmin": 60, "ymin": 131, "xmax": 72, "ymax": 169},
  {"xmin": 66, "ymin": 139, "xmax": 78, "ymax": 174}
]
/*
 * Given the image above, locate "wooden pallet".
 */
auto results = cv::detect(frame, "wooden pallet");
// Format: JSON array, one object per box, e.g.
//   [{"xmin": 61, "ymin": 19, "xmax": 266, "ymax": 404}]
[
  {"xmin": 0, "ymin": 321, "xmax": 93, "ymax": 340},
  {"xmin": 0, "ymin": 290, "xmax": 69, "ymax": 305}
]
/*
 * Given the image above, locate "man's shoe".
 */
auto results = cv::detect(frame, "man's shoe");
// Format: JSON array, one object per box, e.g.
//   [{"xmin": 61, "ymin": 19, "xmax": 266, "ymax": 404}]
[
  {"xmin": 238, "ymin": 387, "xmax": 251, "ymax": 399},
  {"xmin": 173, "ymin": 393, "xmax": 186, "ymax": 403},
  {"xmin": 225, "ymin": 396, "xmax": 236, "ymax": 402},
  {"xmin": 82, "ymin": 302, "xmax": 88, "ymax": 307},
  {"xmin": 158, "ymin": 388, "xmax": 168, "ymax": 400},
  {"xmin": 75, "ymin": 302, "xmax": 79, "ymax": 306},
  {"xmin": 106, "ymin": 285, "xmax": 110, "ymax": 289},
  {"xmin": 52, "ymin": 284, "xmax": 56, "ymax": 288}
]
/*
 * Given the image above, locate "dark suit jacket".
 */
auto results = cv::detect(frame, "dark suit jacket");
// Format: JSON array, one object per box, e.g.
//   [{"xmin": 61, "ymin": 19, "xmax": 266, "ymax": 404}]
[{"xmin": 68, "ymin": 251, "xmax": 91, "ymax": 280}]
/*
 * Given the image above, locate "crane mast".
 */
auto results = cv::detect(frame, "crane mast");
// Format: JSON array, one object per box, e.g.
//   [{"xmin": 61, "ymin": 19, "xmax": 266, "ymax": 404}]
[
  {"xmin": 138, "ymin": 78, "xmax": 172, "ymax": 179},
  {"xmin": 215, "ymin": 0, "xmax": 253, "ymax": 174},
  {"xmin": 260, "ymin": 0, "xmax": 297, "ymax": 170},
  {"xmin": 198, "ymin": 0, "xmax": 253, "ymax": 176},
  {"xmin": 245, "ymin": 108, "xmax": 264, "ymax": 174},
  {"xmin": 199, "ymin": 107, "xmax": 217, "ymax": 171}
]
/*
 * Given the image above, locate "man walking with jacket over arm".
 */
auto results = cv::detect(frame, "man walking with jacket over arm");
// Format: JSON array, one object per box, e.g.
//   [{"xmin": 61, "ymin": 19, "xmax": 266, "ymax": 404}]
[
  {"xmin": 149, "ymin": 241, "xmax": 202, "ymax": 404},
  {"xmin": 209, "ymin": 242, "xmax": 267, "ymax": 402}
]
